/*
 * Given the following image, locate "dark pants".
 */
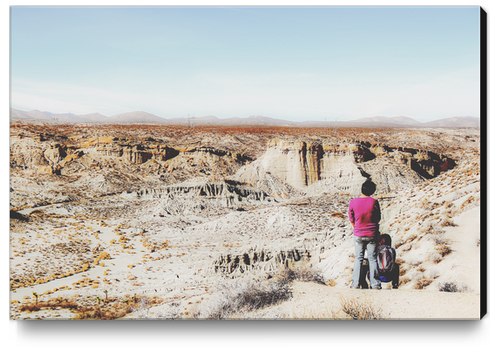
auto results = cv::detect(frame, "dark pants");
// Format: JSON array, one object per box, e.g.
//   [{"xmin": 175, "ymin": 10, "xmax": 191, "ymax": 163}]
[{"xmin": 361, "ymin": 260, "xmax": 399, "ymax": 289}]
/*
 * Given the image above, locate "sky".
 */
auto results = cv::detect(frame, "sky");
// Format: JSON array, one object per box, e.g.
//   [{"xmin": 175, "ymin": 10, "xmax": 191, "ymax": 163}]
[{"xmin": 9, "ymin": 5, "xmax": 481, "ymax": 122}]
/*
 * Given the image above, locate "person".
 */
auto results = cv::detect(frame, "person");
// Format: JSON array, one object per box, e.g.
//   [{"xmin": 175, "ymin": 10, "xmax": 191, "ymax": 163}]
[
  {"xmin": 360, "ymin": 234, "xmax": 400, "ymax": 289},
  {"xmin": 349, "ymin": 180, "xmax": 381, "ymax": 290}
]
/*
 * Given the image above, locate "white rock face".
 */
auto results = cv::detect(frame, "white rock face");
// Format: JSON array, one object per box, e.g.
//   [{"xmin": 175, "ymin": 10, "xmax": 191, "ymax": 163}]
[
  {"xmin": 234, "ymin": 140, "xmax": 368, "ymax": 196},
  {"xmin": 260, "ymin": 140, "xmax": 309, "ymax": 189}
]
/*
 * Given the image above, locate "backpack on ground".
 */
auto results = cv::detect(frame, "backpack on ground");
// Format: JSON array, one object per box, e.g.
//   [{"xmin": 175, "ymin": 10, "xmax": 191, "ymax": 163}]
[{"xmin": 377, "ymin": 245, "xmax": 396, "ymax": 274}]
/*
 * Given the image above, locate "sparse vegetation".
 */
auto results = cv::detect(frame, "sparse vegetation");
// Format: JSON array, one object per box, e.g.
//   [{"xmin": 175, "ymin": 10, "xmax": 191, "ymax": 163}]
[
  {"xmin": 18, "ymin": 294, "xmax": 162, "ymax": 320},
  {"xmin": 438, "ymin": 281, "xmax": 469, "ymax": 293},
  {"xmin": 10, "ymin": 123, "xmax": 480, "ymax": 320},
  {"xmin": 437, "ymin": 244, "xmax": 452, "ymax": 258},
  {"xmin": 279, "ymin": 266, "xmax": 326, "ymax": 285},
  {"xmin": 196, "ymin": 276, "xmax": 292, "ymax": 319},
  {"xmin": 339, "ymin": 295, "xmax": 384, "ymax": 320},
  {"xmin": 195, "ymin": 267, "xmax": 327, "ymax": 319}
]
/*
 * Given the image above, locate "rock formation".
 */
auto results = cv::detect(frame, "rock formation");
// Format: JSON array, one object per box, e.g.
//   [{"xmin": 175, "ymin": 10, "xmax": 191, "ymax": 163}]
[
  {"xmin": 233, "ymin": 139, "xmax": 456, "ymax": 197},
  {"xmin": 9, "ymin": 122, "xmax": 480, "ymax": 320}
]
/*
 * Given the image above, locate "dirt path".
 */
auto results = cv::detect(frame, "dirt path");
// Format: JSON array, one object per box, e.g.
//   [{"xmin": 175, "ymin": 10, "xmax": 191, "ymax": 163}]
[
  {"xmin": 246, "ymin": 281, "xmax": 481, "ymax": 319},
  {"xmin": 440, "ymin": 208, "xmax": 481, "ymax": 293}
]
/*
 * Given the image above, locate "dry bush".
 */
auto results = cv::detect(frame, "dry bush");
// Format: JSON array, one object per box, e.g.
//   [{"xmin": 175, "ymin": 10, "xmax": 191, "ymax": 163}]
[
  {"xmin": 414, "ymin": 277, "xmax": 433, "ymax": 290},
  {"xmin": 196, "ymin": 277, "xmax": 293, "ymax": 319},
  {"xmin": 407, "ymin": 234, "xmax": 418, "ymax": 242},
  {"xmin": 441, "ymin": 219, "xmax": 457, "ymax": 227},
  {"xmin": 434, "ymin": 236, "xmax": 449, "ymax": 246},
  {"xmin": 397, "ymin": 259, "xmax": 408, "ymax": 278},
  {"xmin": 431, "ymin": 253, "xmax": 443, "ymax": 264},
  {"xmin": 19, "ymin": 300, "xmax": 78, "ymax": 313},
  {"xmin": 399, "ymin": 277, "xmax": 411, "ymax": 287},
  {"xmin": 339, "ymin": 295, "xmax": 384, "ymax": 320},
  {"xmin": 438, "ymin": 281, "xmax": 469, "ymax": 293},
  {"xmin": 279, "ymin": 266, "xmax": 326, "ymax": 285},
  {"xmin": 18, "ymin": 294, "xmax": 160, "ymax": 320},
  {"xmin": 437, "ymin": 244, "xmax": 452, "ymax": 258},
  {"xmin": 129, "ymin": 297, "xmax": 151, "ymax": 319},
  {"xmin": 431, "ymin": 227, "xmax": 446, "ymax": 235},
  {"xmin": 195, "ymin": 266, "xmax": 325, "ymax": 319}
]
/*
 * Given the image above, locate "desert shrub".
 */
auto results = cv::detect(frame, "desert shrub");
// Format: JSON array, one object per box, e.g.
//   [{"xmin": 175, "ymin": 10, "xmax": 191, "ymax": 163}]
[
  {"xmin": 18, "ymin": 295, "xmax": 159, "ymax": 320},
  {"xmin": 129, "ymin": 297, "xmax": 151, "ymax": 319},
  {"xmin": 441, "ymin": 219, "xmax": 457, "ymax": 227},
  {"xmin": 438, "ymin": 282, "xmax": 458, "ymax": 292},
  {"xmin": 279, "ymin": 266, "xmax": 326, "ymax": 285},
  {"xmin": 339, "ymin": 295, "xmax": 384, "ymax": 320},
  {"xmin": 438, "ymin": 281, "xmax": 469, "ymax": 293},
  {"xmin": 434, "ymin": 236, "xmax": 449, "ymax": 246},
  {"xmin": 399, "ymin": 277, "xmax": 410, "ymax": 286},
  {"xmin": 394, "ymin": 241, "xmax": 404, "ymax": 249},
  {"xmin": 20, "ymin": 300, "xmax": 79, "ymax": 313},
  {"xmin": 197, "ymin": 276, "xmax": 293, "ymax": 319},
  {"xmin": 406, "ymin": 234, "xmax": 417, "ymax": 243},
  {"xmin": 398, "ymin": 264, "xmax": 408, "ymax": 277},
  {"xmin": 430, "ymin": 253, "xmax": 443, "ymax": 264},
  {"xmin": 432, "ymin": 227, "xmax": 446, "ymax": 235},
  {"xmin": 414, "ymin": 277, "xmax": 433, "ymax": 290},
  {"xmin": 437, "ymin": 244, "xmax": 452, "ymax": 257}
]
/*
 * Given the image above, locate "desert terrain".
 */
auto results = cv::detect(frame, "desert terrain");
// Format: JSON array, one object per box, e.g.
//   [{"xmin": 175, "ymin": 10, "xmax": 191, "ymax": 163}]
[{"xmin": 9, "ymin": 121, "xmax": 481, "ymax": 320}]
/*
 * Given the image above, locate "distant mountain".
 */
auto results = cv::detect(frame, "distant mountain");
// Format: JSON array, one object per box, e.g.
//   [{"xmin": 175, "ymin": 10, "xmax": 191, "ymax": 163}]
[
  {"xmin": 166, "ymin": 115, "xmax": 296, "ymax": 126},
  {"xmin": 47, "ymin": 112, "xmax": 86, "ymax": 122},
  {"xmin": 27, "ymin": 110, "xmax": 55, "ymax": 120},
  {"xmin": 105, "ymin": 111, "xmax": 167, "ymax": 124},
  {"xmin": 10, "ymin": 108, "xmax": 31, "ymax": 119},
  {"xmin": 222, "ymin": 115, "xmax": 296, "ymax": 126},
  {"xmin": 424, "ymin": 116, "xmax": 480, "ymax": 128},
  {"xmin": 9, "ymin": 108, "xmax": 108, "ymax": 123},
  {"xmin": 390, "ymin": 116, "xmax": 422, "ymax": 125},
  {"xmin": 9, "ymin": 107, "xmax": 480, "ymax": 128},
  {"xmin": 80, "ymin": 113, "xmax": 108, "ymax": 122},
  {"xmin": 350, "ymin": 116, "xmax": 421, "ymax": 126},
  {"xmin": 167, "ymin": 115, "xmax": 221, "ymax": 125}
]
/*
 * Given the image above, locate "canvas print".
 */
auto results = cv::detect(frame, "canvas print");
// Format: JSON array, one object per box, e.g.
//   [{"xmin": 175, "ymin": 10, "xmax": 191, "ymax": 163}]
[{"xmin": 9, "ymin": 6, "xmax": 482, "ymax": 320}]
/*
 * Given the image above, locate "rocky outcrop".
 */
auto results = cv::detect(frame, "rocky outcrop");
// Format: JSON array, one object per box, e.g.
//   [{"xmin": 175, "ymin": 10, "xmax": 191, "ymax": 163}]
[
  {"xmin": 125, "ymin": 180, "xmax": 273, "ymax": 216},
  {"xmin": 213, "ymin": 246, "xmax": 313, "ymax": 278},
  {"xmin": 133, "ymin": 180, "xmax": 270, "ymax": 202},
  {"xmin": 212, "ymin": 230, "xmax": 330, "ymax": 278},
  {"xmin": 257, "ymin": 140, "xmax": 375, "ymax": 190},
  {"xmin": 81, "ymin": 137, "xmax": 252, "ymax": 166},
  {"xmin": 11, "ymin": 131, "xmax": 253, "ymax": 180},
  {"xmin": 234, "ymin": 139, "xmax": 456, "ymax": 195},
  {"xmin": 367, "ymin": 143, "xmax": 456, "ymax": 179}
]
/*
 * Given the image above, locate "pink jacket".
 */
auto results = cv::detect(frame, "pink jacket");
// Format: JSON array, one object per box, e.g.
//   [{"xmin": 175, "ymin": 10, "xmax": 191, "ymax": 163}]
[{"xmin": 348, "ymin": 196, "xmax": 381, "ymax": 237}]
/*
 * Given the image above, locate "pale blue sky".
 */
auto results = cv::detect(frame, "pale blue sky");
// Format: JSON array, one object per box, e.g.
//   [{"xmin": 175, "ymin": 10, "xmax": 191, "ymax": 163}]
[{"xmin": 10, "ymin": 6, "xmax": 480, "ymax": 121}]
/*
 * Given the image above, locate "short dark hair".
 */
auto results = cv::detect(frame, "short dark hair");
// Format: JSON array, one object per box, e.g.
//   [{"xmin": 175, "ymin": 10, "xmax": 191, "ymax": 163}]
[
  {"xmin": 361, "ymin": 180, "xmax": 376, "ymax": 196},
  {"xmin": 379, "ymin": 234, "xmax": 392, "ymax": 247}
]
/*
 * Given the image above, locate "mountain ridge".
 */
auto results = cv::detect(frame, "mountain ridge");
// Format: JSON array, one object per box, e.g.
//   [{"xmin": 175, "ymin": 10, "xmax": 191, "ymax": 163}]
[{"xmin": 9, "ymin": 107, "xmax": 480, "ymax": 128}]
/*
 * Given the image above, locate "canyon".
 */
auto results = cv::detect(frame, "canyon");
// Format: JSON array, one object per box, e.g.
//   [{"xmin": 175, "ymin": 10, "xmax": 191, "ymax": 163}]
[{"xmin": 9, "ymin": 121, "xmax": 481, "ymax": 319}]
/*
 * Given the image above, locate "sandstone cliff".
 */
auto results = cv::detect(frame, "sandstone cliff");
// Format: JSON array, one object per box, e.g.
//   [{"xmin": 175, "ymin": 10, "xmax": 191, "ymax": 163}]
[{"xmin": 233, "ymin": 139, "xmax": 456, "ymax": 197}]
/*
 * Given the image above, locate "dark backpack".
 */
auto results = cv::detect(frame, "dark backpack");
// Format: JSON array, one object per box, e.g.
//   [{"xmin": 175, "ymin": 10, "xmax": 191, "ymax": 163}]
[{"xmin": 377, "ymin": 245, "xmax": 396, "ymax": 274}]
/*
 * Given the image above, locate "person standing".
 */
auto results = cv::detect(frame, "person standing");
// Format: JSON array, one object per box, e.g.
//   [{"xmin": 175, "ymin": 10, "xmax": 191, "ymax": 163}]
[{"xmin": 349, "ymin": 180, "xmax": 382, "ymax": 290}]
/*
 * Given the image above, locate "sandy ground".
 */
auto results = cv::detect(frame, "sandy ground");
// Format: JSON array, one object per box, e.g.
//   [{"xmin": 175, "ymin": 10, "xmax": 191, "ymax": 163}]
[
  {"xmin": 274, "ymin": 281, "xmax": 481, "ymax": 320},
  {"xmin": 9, "ymin": 205, "xmax": 482, "ymax": 320}
]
